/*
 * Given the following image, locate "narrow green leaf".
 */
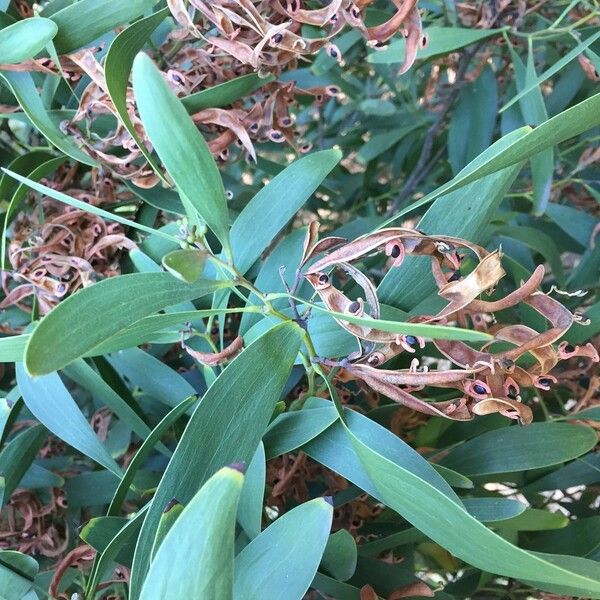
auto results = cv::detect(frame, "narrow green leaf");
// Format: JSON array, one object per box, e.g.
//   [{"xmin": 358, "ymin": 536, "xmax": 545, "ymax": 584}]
[
  {"xmin": 2, "ymin": 169, "xmax": 173, "ymax": 240},
  {"xmin": 238, "ymin": 443, "xmax": 266, "ymax": 540},
  {"xmin": 130, "ymin": 322, "xmax": 303, "ymax": 598},
  {"xmin": 384, "ymin": 93, "xmax": 600, "ymax": 226},
  {"xmin": 438, "ymin": 423, "xmax": 596, "ymax": 476},
  {"xmin": 448, "ymin": 66, "xmax": 497, "ymax": 175},
  {"xmin": 263, "ymin": 407, "xmax": 339, "ymax": 459},
  {"xmin": 107, "ymin": 348, "xmax": 196, "ymax": 409},
  {"xmin": 104, "ymin": 8, "xmax": 170, "ymax": 181},
  {"xmin": 141, "ymin": 466, "xmax": 245, "ymax": 600},
  {"xmin": 493, "ymin": 508, "xmax": 569, "ymax": 531},
  {"xmin": 0, "ymin": 17, "xmax": 57, "ymax": 64},
  {"xmin": 433, "ymin": 464, "xmax": 474, "ymax": 489},
  {"xmin": 501, "ymin": 30, "xmax": 600, "ymax": 112},
  {"xmin": 0, "ymin": 335, "xmax": 27, "ymax": 364},
  {"xmin": 63, "ymin": 359, "xmax": 156, "ymax": 448},
  {"xmin": 15, "ymin": 366, "xmax": 121, "ymax": 475},
  {"xmin": 182, "ymin": 73, "xmax": 274, "ymax": 113},
  {"xmin": 302, "ymin": 400, "xmax": 462, "ymax": 504},
  {"xmin": 346, "ymin": 426, "xmax": 600, "ymax": 596},
  {"xmin": 320, "ymin": 529, "xmax": 357, "ymax": 582},
  {"xmin": 369, "ymin": 27, "xmax": 505, "ymax": 64},
  {"xmin": 0, "ymin": 73, "xmax": 96, "ymax": 165},
  {"xmin": 461, "ymin": 498, "xmax": 526, "ymax": 522},
  {"xmin": 89, "ymin": 307, "xmax": 259, "ymax": 356},
  {"xmin": 233, "ymin": 498, "xmax": 333, "ymax": 600},
  {"xmin": 132, "ymin": 52, "xmax": 231, "ymax": 252},
  {"xmin": 357, "ymin": 124, "xmax": 421, "ymax": 164},
  {"xmin": 107, "ymin": 396, "xmax": 196, "ymax": 516},
  {"xmin": 19, "ymin": 463, "xmax": 64, "ymax": 490},
  {"xmin": 557, "ymin": 406, "xmax": 600, "ymax": 421},
  {"xmin": 24, "ymin": 274, "xmax": 228, "ymax": 375},
  {"xmin": 0, "ymin": 551, "xmax": 38, "ymax": 600},
  {"xmin": 86, "ymin": 510, "xmax": 147, "ymax": 598},
  {"xmin": 230, "ymin": 149, "xmax": 342, "ymax": 273},
  {"xmin": 50, "ymin": 0, "xmax": 157, "ymax": 54},
  {"xmin": 80, "ymin": 516, "xmax": 128, "ymax": 553},
  {"xmin": 150, "ymin": 500, "xmax": 183, "ymax": 560},
  {"xmin": 294, "ymin": 297, "xmax": 493, "ymax": 342},
  {"xmin": 162, "ymin": 249, "xmax": 207, "ymax": 283},
  {"xmin": 525, "ymin": 453, "xmax": 600, "ymax": 492},
  {"xmin": 509, "ymin": 44, "xmax": 553, "ymax": 215},
  {"xmin": 0, "ymin": 425, "xmax": 46, "ymax": 506},
  {"xmin": 525, "ymin": 517, "xmax": 600, "ymax": 556}
]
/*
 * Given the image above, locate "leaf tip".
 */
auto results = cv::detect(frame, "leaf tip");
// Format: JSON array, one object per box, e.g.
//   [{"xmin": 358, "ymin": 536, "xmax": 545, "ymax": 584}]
[
  {"xmin": 227, "ymin": 461, "xmax": 247, "ymax": 474},
  {"xmin": 163, "ymin": 498, "xmax": 181, "ymax": 513}
]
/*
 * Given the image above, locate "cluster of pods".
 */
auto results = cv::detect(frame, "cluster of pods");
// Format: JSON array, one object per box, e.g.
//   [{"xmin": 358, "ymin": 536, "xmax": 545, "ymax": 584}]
[
  {"xmin": 301, "ymin": 223, "xmax": 599, "ymax": 424},
  {"xmin": 0, "ymin": 1, "xmax": 425, "ymax": 179}
]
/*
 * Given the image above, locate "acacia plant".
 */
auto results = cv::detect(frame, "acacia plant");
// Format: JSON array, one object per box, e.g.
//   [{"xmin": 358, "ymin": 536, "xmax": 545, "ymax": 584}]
[{"xmin": 0, "ymin": 1, "xmax": 599, "ymax": 599}]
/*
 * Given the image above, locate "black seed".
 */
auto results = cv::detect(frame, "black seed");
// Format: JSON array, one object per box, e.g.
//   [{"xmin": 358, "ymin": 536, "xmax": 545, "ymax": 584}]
[
  {"xmin": 448, "ymin": 271, "xmax": 461, "ymax": 282},
  {"xmin": 318, "ymin": 273, "xmax": 329, "ymax": 284},
  {"xmin": 564, "ymin": 344, "xmax": 575, "ymax": 353},
  {"xmin": 390, "ymin": 244, "xmax": 401, "ymax": 258},
  {"xmin": 367, "ymin": 355, "xmax": 380, "ymax": 366},
  {"xmin": 273, "ymin": 33, "xmax": 283, "ymax": 43},
  {"xmin": 473, "ymin": 384, "xmax": 487, "ymax": 395},
  {"xmin": 405, "ymin": 335, "xmax": 416, "ymax": 346},
  {"xmin": 538, "ymin": 378, "xmax": 552, "ymax": 386},
  {"xmin": 507, "ymin": 385, "xmax": 517, "ymax": 399},
  {"xmin": 348, "ymin": 300, "xmax": 360, "ymax": 313},
  {"xmin": 329, "ymin": 48, "xmax": 338, "ymax": 58}
]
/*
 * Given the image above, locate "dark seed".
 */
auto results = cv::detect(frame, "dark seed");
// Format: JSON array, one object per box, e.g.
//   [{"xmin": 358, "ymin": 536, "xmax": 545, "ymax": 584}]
[
  {"xmin": 273, "ymin": 33, "xmax": 283, "ymax": 43},
  {"xmin": 367, "ymin": 355, "xmax": 380, "ymax": 366},
  {"xmin": 507, "ymin": 385, "xmax": 517, "ymax": 399},
  {"xmin": 579, "ymin": 376, "xmax": 590, "ymax": 388},
  {"xmin": 473, "ymin": 384, "xmax": 487, "ymax": 395},
  {"xmin": 405, "ymin": 335, "xmax": 416, "ymax": 346},
  {"xmin": 448, "ymin": 270, "xmax": 461, "ymax": 282},
  {"xmin": 564, "ymin": 344, "xmax": 575, "ymax": 353},
  {"xmin": 390, "ymin": 244, "xmax": 401, "ymax": 258},
  {"xmin": 348, "ymin": 300, "xmax": 360, "ymax": 313},
  {"xmin": 538, "ymin": 378, "xmax": 552, "ymax": 386},
  {"xmin": 329, "ymin": 48, "xmax": 338, "ymax": 58},
  {"xmin": 318, "ymin": 273, "xmax": 329, "ymax": 284}
]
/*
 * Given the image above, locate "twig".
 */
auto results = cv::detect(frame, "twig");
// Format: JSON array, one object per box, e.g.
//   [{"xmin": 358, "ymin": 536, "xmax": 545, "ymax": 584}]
[{"xmin": 387, "ymin": 43, "xmax": 482, "ymax": 215}]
